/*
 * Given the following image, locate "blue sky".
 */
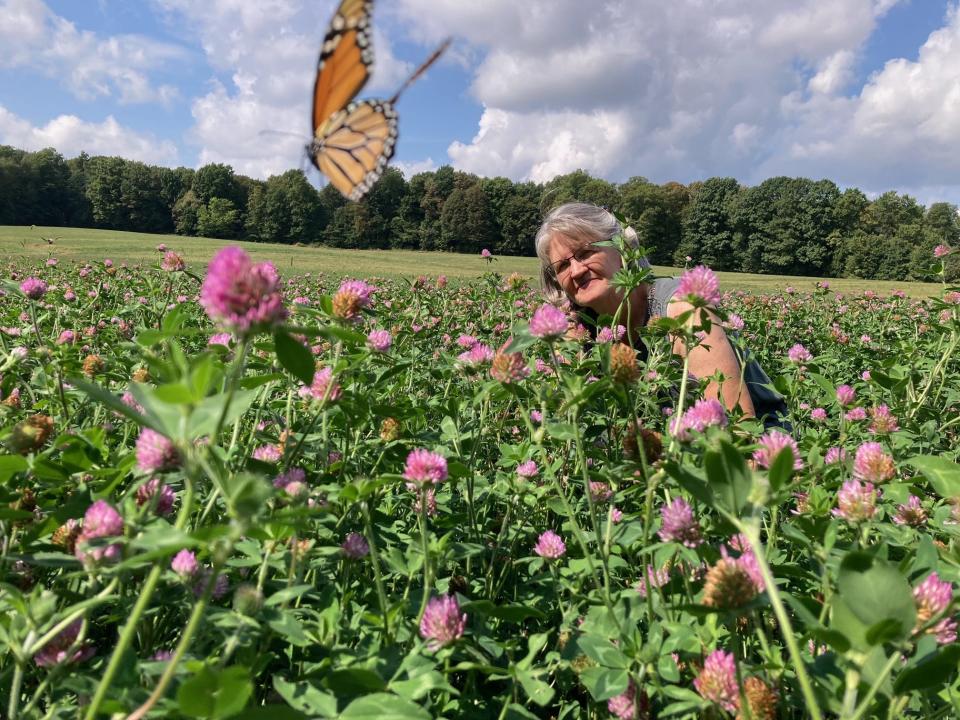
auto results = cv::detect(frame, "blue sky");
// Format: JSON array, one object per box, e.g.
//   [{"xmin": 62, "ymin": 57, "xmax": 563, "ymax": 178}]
[{"xmin": 1, "ymin": 0, "xmax": 958, "ymax": 204}]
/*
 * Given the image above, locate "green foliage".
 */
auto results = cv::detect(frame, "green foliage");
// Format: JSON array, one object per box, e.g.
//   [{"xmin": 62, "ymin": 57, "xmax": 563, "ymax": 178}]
[
  {"xmin": 198, "ymin": 197, "xmax": 242, "ymax": 239},
  {"xmin": 174, "ymin": 190, "xmax": 203, "ymax": 236},
  {"xmin": 193, "ymin": 163, "xmax": 242, "ymax": 206},
  {"xmin": 676, "ymin": 177, "xmax": 741, "ymax": 269},
  {"xmin": 0, "ymin": 143, "xmax": 957, "ymax": 280},
  {"xmin": 2, "ymin": 256, "xmax": 960, "ymax": 719},
  {"xmin": 440, "ymin": 183, "xmax": 496, "ymax": 253}
]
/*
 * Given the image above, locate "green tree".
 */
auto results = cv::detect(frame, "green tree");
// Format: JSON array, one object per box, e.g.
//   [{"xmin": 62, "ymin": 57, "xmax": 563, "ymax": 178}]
[
  {"xmin": 542, "ymin": 170, "xmax": 619, "ymax": 209},
  {"xmin": 85, "ymin": 156, "xmax": 128, "ymax": 229},
  {"xmin": 120, "ymin": 161, "xmax": 170, "ymax": 233},
  {"xmin": 731, "ymin": 177, "xmax": 840, "ymax": 275},
  {"xmin": 324, "ymin": 202, "xmax": 371, "ymax": 248},
  {"xmin": 908, "ymin": 203, "xmax": 960, "ymax": 281},
  {"xmin": 619, "ymin": 177, "xmax": 687, "ymax": 265},
  {"xmin": 499, "ymin": 183, "xmax": 541, "ymax": 256},
  {"xmin": 197, "ymin": 197, "xmax": 241, "ymax": 238},
  {"xmin": 192, "ymin": 163, "xmax": 241, "ymax": 205},
  {"xmin": 418, "ymin": 171, "xmax": 453, "ymax": 250},
  {"xmin": 24, "ymin": 148, "xmax": 72, "ymax": 226},
  {"xmin": 440, "ymin": 183, "xmax": 496, "ymax": 253},
  {"xmin": 675, "ymin": 177, "xmax": 741, "ymax": 269},
  {"xmin": 173, "ymin": 190, "xmax": 202, "ymax": 236},
  {"xmin": 479, "ymin": 176, "xmax": 514, "ymax": 252},
  {"xmin": 65, "ymin": 153, "xmax": 93, "ymax": 227},
  {"xmin": 862, "ymin": 191, "xmax": 924, "ymax": 236},
  {"xmin": 158, "ymin": 167, "xmax": 195, "ymax": 211},
  {"xmin": 280, "ymin": 170, "xmax": 324, "ymax": 244},
  {"xmin": 844, "ymin": 227, "xmax": 914, "ymax": 281},
  {"xmin": 0, "ymin": 156, "xmax": 18, "ymax": 225},
  {"xmin": 361, "ymin": 167, "xmax": 407, "ymax": 249},
  {"xmin": 390, "ymin": 172, "xmax": 429, "ymax": 249},
  {"xmin": 925, "ymin": 202, "xmax": 960, "ymax": 246}
]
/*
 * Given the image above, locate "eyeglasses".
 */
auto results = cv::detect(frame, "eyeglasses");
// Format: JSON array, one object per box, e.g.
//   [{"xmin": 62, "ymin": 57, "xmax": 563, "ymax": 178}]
[{"xmin": 550, "ymin": 243, "xmax": 601, "ymax": 279}]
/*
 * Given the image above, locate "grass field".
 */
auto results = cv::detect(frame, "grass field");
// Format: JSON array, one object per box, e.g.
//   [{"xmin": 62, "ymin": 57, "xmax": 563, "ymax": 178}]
[{"xmin": 0, "ymin": 225, "xmax": 945, "ymax": 296}]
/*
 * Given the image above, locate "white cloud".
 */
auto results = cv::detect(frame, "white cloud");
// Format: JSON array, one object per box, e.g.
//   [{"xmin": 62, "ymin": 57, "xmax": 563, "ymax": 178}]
[
  {"xmin": 768, "ymin": 4, "xmax": 960, "ymax": 197},
  {"xmin": 0, "ymin": 0, "xmax": 186, "ymax": 104},
  {"xmin": 809, "ymin": 50, "xmax": 856, "ymax": 94},
  {"xmin": 0, "ymin": 104, "xmax": 180, "ymax": 165},
  {"xmin": 390, "ymin": 0, "xmax": 960, "ymax": 204},
  {"xmin": 153, "ymin": 0, "xmax": 421, "ymax": 179},
  {"xmin": 449, "ymin": 107, "xmax": 632, "ymax": 183},
  {"xmin": 394, "ymin": 157, "xmax": 438, "ymax": 177}
]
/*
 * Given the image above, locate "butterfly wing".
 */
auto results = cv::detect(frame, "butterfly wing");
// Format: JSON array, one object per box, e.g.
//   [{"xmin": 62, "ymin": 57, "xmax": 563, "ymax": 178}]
[
  {"xmin": 313, "ymin": 99, "xmax": 398, "ymax": 201},
  {"xmin": 312, "ymin": 0, "xmax": 373, "ymax": 135}
]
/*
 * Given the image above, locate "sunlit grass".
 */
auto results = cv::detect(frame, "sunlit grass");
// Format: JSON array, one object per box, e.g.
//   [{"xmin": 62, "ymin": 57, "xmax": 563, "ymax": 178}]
[{"xmin": 0, "ymin": 225, "xmax": 944, "ymax": 296}]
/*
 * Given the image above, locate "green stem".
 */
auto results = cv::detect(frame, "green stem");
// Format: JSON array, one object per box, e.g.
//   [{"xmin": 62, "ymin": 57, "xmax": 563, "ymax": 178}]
[
  {"xmin": 666, "ymin": 340, "xmax": 694, "ymax": 455},
  {"xmin": 847, "ymin": 651, "xmax": 903, "ymax": 720},
  {"xmin": 361, "ymin": 500, "xmax": 392, "ymax": 641},
  {"xmin": 213, "ymin": 337, "xmax": 250, "ymax": 444},
  {"xmin": 7, "ymin": 632, "xmax": 31, "ymax": 720},
  {"xmin": 740, "ymin": 520, "xmax": 823, "ymax": 720},
  {"xmin": 126, "ymin": 557, "xmax": 225, "ymax": 720},
  {"xmin": 909, "ymin": 331, "xmax": 959, "ymax": 420},
  {"xmin": 415, "ymin": 486, "xmax": 433, "ymax": 624},
  {"xmin": 545, "ymin": 470, "xmax": 600, "ymax": 592},
  {"xmin": 841, "ymin": 666, "xmax": 861, "ymax": 717},
  {"xmin": 83, "ymin": 477, "xmax": 195, "ymax": 720},
  {"xmin": 571, "ymin": 412, "xmax": 613, "ymax": 606}
]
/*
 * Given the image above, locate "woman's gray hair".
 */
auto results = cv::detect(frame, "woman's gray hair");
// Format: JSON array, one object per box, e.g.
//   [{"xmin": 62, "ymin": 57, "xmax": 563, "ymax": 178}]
[{"xmin": 535, "ymin": 202, "xmax": 643, "ymax": 304}]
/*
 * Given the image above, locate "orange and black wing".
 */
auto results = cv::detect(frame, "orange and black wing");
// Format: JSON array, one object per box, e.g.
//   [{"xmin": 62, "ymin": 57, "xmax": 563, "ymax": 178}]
[
  {"xmin": 312, "ymin": 100, "xmax": 398, "ymax": 201},
  {"xmin": 312, "ymin": 0, "xmax": 373, "ymax": 133}
]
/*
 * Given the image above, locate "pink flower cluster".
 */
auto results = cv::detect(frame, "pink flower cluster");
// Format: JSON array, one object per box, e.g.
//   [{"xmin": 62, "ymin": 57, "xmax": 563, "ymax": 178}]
[
  {"xmin": 832, "ymin": 480, "xmax": 879, "ymax": 522},
  {"xmin": 534, "ymin": 529, "xmax": 566, "ymax": 559},
  {"xmin": 852, "ymin": 441, "xmax": 895, "ymax": 483},
  {"xmin": 675, "ymin": 266, "xmax": 721, "ymax": 306},
  {"xmin": 341, "ymin": 532, "xmax": 370, "ymax": 559},
  {"xmin": 457, "ymin": 343, "xmax": 494, "ymax": 366},
  {"xmin": 366, "ymin": 329, "xmax": 392, "ymax": 353},
  {"xmin": 20, "ymin": 277, "xmax": 47, "ymax": 300},
  {"xmin": 135, "ymin": 428, "xmax": 180, "ymax": 473},
  {"xmin": 529, "ymin": 303, "xmax": 568, "ymax": 339},
  {"xmin": 752, "ymin": 430, "xmax": 803, "ymax": 470},
  {"xmin": 515, "ymin": 460, "xmax": 538, "ymax": 478},
  {"xmin": 136, "ymin": 478, "xmax": 175, "ymax": 516},
  {"xmin": 420, "ymin": 595, "xmax": 467, "ymax": 650},
  {"xmin": 75, "ymin": 500, "xmax": 124, "ymax": 565},
  {"xmin": 596, "ymin": 325, "xmax": 627, "ymax": 344},
  {"xmin": 33, "ymin": 619, "xmax": 94, "ymax": 667},
  {"xmin": 199, "ymin": 247, "xmax": 287, "ymax": 335},
  {"xmin": 404, "ymin": 448, "xmax": 448, "ymax": 486},
  {"xmin": 914, "ymin": 573, "xmax": 957, "ymax": 645},
  {"xmin": 658, "ymin": 497, "xmax": 702, "ymax": 547},
  {"xmin": 299, "ymin": 367, "xmax": 341, "ymax": 403},
  {"xmin": 787, "ymin": 343, "xmax": 813, "ymax": 363},
  {"xmin": 693, "ymin": 650, "xmax": 739, "ymax": 712},
  {"xmin": 670, "ymin": 398, "xmax": 727, "ymax": 441}
]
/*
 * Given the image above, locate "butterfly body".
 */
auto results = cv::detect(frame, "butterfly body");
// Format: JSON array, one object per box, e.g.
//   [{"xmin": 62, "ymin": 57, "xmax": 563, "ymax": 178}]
[{"xmin": 308, "ymin": 0, "xmax": 449, "ymax": 201}]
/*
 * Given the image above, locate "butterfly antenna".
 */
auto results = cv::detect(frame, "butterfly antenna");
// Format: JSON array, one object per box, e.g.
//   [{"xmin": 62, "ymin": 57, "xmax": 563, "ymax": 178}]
[{"xmin": 389, "ymin": 38, "xmax": 452, "ymax": 104}]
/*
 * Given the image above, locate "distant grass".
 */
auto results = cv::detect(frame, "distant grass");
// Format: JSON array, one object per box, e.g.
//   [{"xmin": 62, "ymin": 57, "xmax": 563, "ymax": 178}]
[{"xmin": 0, "ymin": 225, "xmax": 945, "ymax": 297}]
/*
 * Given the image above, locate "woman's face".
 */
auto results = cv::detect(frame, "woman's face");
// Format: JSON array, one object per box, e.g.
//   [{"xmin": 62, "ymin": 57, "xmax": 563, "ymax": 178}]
[{"xmin": 547, "ymin": 233, "xmax": 624, "ymax": 315}]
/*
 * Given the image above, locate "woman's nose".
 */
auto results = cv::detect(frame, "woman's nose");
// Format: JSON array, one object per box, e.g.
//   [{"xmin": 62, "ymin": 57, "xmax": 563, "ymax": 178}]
[{"xmin": 568, "ymin": 257, "xmax": 590, "ymax": 279}]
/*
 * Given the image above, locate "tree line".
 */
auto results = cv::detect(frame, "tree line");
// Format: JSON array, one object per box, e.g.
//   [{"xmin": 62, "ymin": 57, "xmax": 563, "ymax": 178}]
[{"xmin": 1, "ymin": 144, "xmax": 957, "ymax": 281}]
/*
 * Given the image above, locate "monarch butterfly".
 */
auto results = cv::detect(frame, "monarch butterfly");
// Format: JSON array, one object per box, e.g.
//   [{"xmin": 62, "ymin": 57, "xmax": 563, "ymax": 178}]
[{"xmin": 308, "ymin": 0, "xmax": 450, "ymax": 201}]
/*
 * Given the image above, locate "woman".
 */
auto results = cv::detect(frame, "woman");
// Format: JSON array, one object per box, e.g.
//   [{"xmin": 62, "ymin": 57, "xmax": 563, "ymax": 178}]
[{"xmin": 536, "ymin": 202, "xmax": 787, "ymax": 428}]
